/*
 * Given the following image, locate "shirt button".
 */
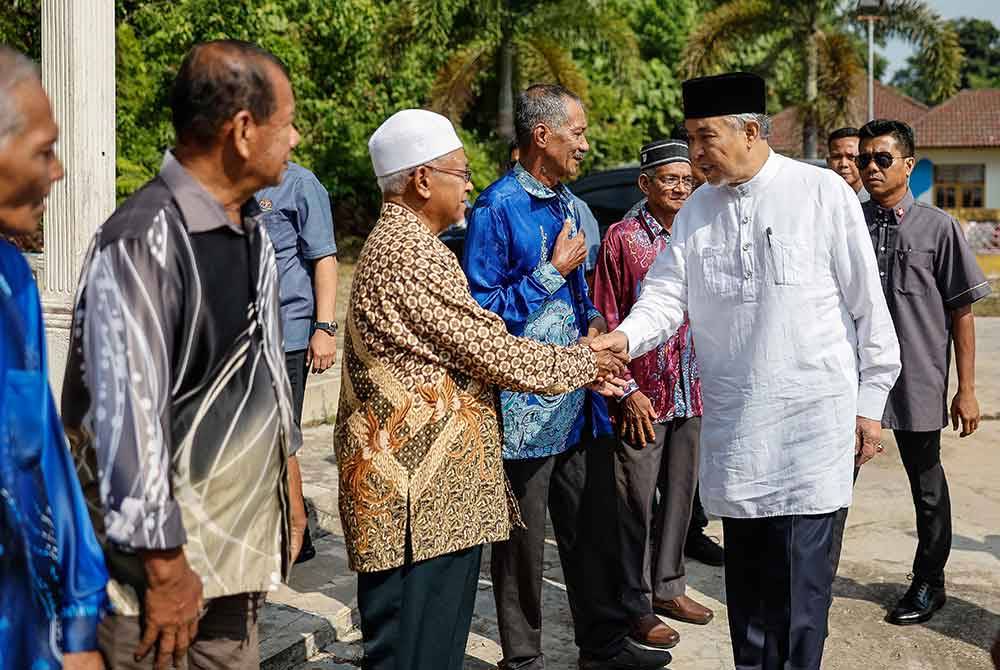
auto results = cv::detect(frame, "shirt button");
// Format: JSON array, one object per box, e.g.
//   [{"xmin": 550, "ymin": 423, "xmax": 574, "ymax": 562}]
[
  {"xmin": 743, "ymin": 242, "xmax": 752, "ymax": 250},
  {"xmin": 742, "ymin": 217, "xmax": 750, "ymax": 224},
  {"xmin": 744, "ymin": 271, "xmax": 753, "ymax": 279},
  {"xmin": 880, "ymin": 246, "xmax": 885, "ymax": 251},
  {"xmin": 880, "ymin": 271, "xmax": 886, "ymax": 277}
]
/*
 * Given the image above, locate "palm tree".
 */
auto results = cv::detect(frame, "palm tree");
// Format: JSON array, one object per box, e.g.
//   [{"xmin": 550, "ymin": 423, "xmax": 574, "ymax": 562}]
[
  {"xmin": 391, "ymin": 0, "xmax": 638, "ymax": 141},
  {"xmin": 682, "ymin": 0, "xmax": 962, "ymax": 158}
]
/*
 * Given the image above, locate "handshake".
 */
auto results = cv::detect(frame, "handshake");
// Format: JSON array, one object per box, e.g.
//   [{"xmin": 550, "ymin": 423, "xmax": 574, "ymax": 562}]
[{"xmin": 580, "ymin": 331, "xmax": 631, "ymax": 398}]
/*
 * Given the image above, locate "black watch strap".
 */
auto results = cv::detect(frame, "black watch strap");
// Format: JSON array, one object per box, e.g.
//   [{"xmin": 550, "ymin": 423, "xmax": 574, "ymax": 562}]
[{"xmin": 313, "ymin": 321, "xmax": 339, "ymax": 336}]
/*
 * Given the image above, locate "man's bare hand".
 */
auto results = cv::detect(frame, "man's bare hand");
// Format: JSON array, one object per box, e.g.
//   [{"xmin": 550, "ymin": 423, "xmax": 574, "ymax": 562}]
[
  {"xmin": 621, "ymin": 391, "xmax": 657, "ymax": 448},
  {"xmin": 950, "ymin": 389, "xmax": 980, "ymax": 437},
  {"xmin": 551, "ymin": 219, "xmax": 587, "ymax": 277},
  {"xmin": 136, "ymin": 548, "xmax": 203, "ymax": 669},
  {"xmin": 287, "ymin": 455, "xmax": 308, "ymax": 563},
  {"xmin": 307, "ymin": 329, "xmax": 337, "ymax": 374},
  {"xmin": 594, "ymin": 349, "xmax": 626, "ymax": 381},
  {"xmin": 587, "ymin": 377, "xmax": 629, "ymax": 398},
  {"xmin": 590, "ymin": 331, "xmax": 629, "ymax": 357},
  {"xmin": 63, "ymin": 652, "xmax": 105, "ymax": 670},
  {"xmin": 855, "ymin": 416, "xmax": 883, "ymax": 467}
]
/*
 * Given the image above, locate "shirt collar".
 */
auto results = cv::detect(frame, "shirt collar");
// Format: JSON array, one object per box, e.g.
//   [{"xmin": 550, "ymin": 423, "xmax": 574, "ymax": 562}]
[
  {"xmin": 726, "ymin": 149, "xmax": 780, "ymax": 198},
  {"xmin": 159, "ymin": 150, "xmax": 259, "ymax": 235},
  {"xmin": 639, "ymin": 203, "xmax": 668, "ymax": 240},
  {"xmin": 876, "ymin": 189, "xmax": 915, "ymax": 224},
  {"xmin": 513, "ymin": 162, "xmax": 572, "ymax": 202}
]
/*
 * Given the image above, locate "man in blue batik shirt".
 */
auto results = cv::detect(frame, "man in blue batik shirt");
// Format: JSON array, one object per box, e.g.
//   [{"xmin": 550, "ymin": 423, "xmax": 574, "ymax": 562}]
[
  {"xmin": 464, "ymin": 85, "xmax": 670, "ymax": 670},
  {"xmin": 0, "ymin": 47, "xmax": 108, "ymax": 670}
]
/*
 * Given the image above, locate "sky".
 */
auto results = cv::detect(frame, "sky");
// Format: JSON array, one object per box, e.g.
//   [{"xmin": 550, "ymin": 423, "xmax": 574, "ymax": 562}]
[{"xmin": 881, "ymin": 0, "xmax": 1000, "ymax": 80}]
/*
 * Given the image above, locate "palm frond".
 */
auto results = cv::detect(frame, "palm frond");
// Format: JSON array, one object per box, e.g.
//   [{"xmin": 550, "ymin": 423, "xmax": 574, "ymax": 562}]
[
  {"xmin": 868, "ymin": 0, "xmax": 962, "ymax": 104},
  {"xmin": 516, "ymin": 35, "xmax": 590, "ymax": 104},
  {"xmin": 814, "ymin": 30, "xmax": 864, "ymax": 130},
  {"xmin": 428, "ymin": 37, "xmax": 499, "ymax": 122},
  {"xmin": 681, "ymin": 0, "xmax": 785, "ymax": 77}
]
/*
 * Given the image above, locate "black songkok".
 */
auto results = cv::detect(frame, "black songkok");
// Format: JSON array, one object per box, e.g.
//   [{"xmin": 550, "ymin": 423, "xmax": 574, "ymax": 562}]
[
  {"xmin": 682, "ymin": 72, "xmax": 766, "ymax": 119},
  {"xmin": 639, "ymin": 139, "xmax": 689, "ymax": 170}
]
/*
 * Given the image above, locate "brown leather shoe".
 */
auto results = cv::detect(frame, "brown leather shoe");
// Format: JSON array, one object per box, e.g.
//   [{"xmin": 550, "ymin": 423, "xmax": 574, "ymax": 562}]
[
  {"xmin": 653, "ymin": 594, "xmax": 714, "ymax": 625},
  {"xmin": 630, "ymin": 613, "xmax": 680, "ymax": 650}
]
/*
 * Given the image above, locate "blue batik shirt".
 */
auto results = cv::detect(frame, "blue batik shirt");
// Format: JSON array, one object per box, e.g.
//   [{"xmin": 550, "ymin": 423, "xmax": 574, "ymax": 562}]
[
  {"xmin": 0, "ymin": 240, "xmax": 108, "ymax": 668},
  {"xmin": 464, "ymin": 164, "xmax": 612, "ymax": 460}
]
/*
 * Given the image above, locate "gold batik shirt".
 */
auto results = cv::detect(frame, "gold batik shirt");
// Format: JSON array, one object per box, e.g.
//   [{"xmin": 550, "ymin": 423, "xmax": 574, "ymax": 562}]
[{"xmin": 336, "ymin": 203, "xmax": 597, "ymax": 572}]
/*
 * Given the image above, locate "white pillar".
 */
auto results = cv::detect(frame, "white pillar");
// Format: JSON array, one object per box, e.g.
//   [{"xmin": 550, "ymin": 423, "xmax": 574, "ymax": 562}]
[{"xmin": 40, "ymin": 0, "xmax": 116, "ymax": 396}]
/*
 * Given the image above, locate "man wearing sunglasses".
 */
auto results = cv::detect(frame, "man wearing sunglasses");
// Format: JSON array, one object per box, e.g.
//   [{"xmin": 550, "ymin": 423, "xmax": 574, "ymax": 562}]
[{"xmin": 856, "ymin": 118, "xmax": 991, "ymax": 626}]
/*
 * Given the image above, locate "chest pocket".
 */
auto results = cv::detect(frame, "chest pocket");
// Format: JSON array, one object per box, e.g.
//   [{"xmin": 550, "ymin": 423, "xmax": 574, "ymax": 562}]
[
  {"xmin": 894, "ymin": 250, "xmax": 934, "ymax": 296},
  {"xmin": 263, "ymin": 210, "xmax": 299, "ymax": 254},
  {"xmin": 700, "ymin": 246, "xmax": 739, "ymax": 296},
  {"xmin": 766, "ymin": 234, "xmax": 805, "ymax": 286}
]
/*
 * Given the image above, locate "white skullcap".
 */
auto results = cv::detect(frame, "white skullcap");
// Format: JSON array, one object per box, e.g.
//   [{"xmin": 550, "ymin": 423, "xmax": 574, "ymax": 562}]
[{"xmin": 368, "ymin": 109, "xmax": 464, "ymax": 177}]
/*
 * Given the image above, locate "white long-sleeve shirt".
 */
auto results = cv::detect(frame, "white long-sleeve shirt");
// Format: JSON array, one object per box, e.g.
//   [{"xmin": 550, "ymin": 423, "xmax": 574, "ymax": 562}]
[{"xmin": 618, "ymin": 150, "xmax": 900, "ymax": 518}]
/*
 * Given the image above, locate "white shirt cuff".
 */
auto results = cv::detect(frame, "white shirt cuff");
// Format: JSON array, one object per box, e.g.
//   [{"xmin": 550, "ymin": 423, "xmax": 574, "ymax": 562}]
[
  {"xmin": 856, "ymin": 385, "xmax": 889, "ymax": 422},
  {"xmin": 616, "ymin": 320, "xmax": 644, "ymax": 359}
]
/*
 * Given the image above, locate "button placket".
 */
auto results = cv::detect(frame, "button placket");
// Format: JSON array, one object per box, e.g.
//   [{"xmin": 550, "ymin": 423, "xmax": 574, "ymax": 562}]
[{"xmin": 736, "ymin": 196, "xmax": 756, "ymax": 302}]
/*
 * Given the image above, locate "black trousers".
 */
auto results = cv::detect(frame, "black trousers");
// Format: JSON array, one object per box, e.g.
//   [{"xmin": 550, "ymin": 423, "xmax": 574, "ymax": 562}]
[
  {"xmin": 491, "ymin": 437, "xmax": 629, "ymax": 668},
  {"xmin": 615, "ymin": 417, "xmax": 700, "ymax": 618},
  {"xmin": 895, "ymin": 429, "xmax": 951, "ymax": 586},
  {"xmin": 357, "ymin": 544, "xmax": 483, "ymax": 670},
  {"xmin": 828, "ymin": 466, "xmax": 860, "ymax": 579},
  {"xmin": 723, "ymin": 513, "xmax": 835, "ymax": 670},
  {"xmin": 285, "ymin": 349, "xmax": 310, "ymax": 423}
]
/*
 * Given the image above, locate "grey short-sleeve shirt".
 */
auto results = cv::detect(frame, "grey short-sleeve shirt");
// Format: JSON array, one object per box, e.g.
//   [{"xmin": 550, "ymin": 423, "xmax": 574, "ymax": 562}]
[{"xmin": 863, "ymin": 190, "xmax": 991, "ymax": 431}]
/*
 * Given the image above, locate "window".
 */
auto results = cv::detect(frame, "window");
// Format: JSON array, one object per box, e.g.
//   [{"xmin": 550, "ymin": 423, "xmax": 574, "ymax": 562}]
[{"xmin": 934, "ymin": 164, "xmax": 985, "ymax": 209}]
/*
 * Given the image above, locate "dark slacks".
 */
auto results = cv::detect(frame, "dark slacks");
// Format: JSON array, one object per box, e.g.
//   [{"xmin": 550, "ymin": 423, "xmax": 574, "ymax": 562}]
[
  {"xmin": 98, "ymin": 593, "xmax": 263, "ymax": 669},
  {"xmin": 491, "ymin": 437, "xmax": 629, "ymax": 668},
  {"xmin": 828, "ymin": 466, "xmax": 861, "ymax": 578},
  {"xmin": 615, "ymin": 416, "xmax": 701, "ymax": 618},
  {"xmin": 895, "ymin": 429, "xmax": 951, "ymax": 586},
  {"xmin": 284, "ymin": 349, "xmax": 310, "ymax": 423},
  {"xmin": 357, "ymin": 544, "xmax": 483, "ymax": 670},
  {"xmin": 723, "ymin": 513, "xmax": 835, "ymax": 670}
]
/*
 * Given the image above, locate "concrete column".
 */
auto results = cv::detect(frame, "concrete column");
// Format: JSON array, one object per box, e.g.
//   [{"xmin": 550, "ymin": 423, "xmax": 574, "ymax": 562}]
[{"xmin": 40, "ymin": 0, "xmax": 116, "ymax": 395}]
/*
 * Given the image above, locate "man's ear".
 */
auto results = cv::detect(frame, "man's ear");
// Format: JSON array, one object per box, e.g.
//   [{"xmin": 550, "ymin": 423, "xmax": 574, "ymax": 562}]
[
  {"xmin": 745, "ymin": 120, "xmax": 761, "ymax": 148},
  {"xmin": 412, "ymin": 165, "xmax": 433, "ymax": 200},
  {"xmin": 638, "ymin": 172, "xmax": 651, "ymax": 197},
  {"xmin": 231, "ymin": 110, "xmax": 254, "ymax": 161},
  {"xmin": 904, "ymin": 156, "xmax": 916, "ymax": 177},
  {"xmin": 532, "ymin": 123, "xmax": 549, "ymax": 149}
]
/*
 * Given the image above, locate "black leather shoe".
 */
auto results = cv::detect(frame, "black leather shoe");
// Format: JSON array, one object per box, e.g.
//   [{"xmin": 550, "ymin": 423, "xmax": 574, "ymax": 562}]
[
  {"xmin": 886, "ymin": 579, "xmax": 946, "ymax": 625},
  {"xmin": 578, "ymin": 637, "xmax": 672, "ymax": 669},
  {"xmin": 685, "ymin": 532, "xmax": 724, "ymax": 567}
]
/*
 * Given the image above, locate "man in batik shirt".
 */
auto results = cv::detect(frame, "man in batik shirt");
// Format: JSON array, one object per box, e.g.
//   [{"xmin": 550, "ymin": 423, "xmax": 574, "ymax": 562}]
[
  {"xmin": 594, "ymin": 139, "xmax": 714, "ymax": 652},
  {"xmin": 340, "ymin": 108, "xmax": 626, "ymax": 670}
]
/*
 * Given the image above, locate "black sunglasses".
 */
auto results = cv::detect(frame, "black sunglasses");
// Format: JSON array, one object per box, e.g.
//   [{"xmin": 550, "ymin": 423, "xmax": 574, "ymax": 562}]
[{"xmin": 855, "ymin": 152, "xmax": 912, "ymax": 170}]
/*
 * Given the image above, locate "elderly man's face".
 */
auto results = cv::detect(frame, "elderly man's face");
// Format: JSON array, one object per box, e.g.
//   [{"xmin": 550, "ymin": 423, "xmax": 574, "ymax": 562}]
[
  {"xmin": 640, "ymin": 162, "xmax": 693, "ymax": 216},
  {"xmin": 0, "ymin": 79, "xmax": 63, "ymax": 235},
  {"xmin": 545, "ymin": 98, "xmax": 589, "ymax": 180},
  {"xmin": 827, "ymin": 136, "xmax": 861, "ymax": 191},
  {"xmin": 249, "ymin": 64, "xmax": 299, "ymax": 188},
  {"xmin": 426, "ymin": 148, "xmax": 473, "ymax": 228},
  {"xmin": 684, "ymin": 116, "xmax": 752, "ymax": 186}
]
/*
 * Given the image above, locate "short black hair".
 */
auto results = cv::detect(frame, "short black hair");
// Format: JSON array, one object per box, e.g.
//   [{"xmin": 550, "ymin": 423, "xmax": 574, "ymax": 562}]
[
  {"xmin": 827, "ymin": 126, "xmax": 859, "ymax": 149},
  {"xmin": 171, "ymin": 40, "xmax": 290, "ymax": 145},
  {"xmin": 514, "ymin": 84, "xmax": 582, "ymax": 149},
  {"xmin": 858, "ymin": 119, "xmax": 915, "ymax": 157}
]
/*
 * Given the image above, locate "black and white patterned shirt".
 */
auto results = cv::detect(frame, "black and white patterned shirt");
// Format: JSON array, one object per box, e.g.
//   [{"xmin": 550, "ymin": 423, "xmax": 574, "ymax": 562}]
[{"xmin": 62, "ymin": 151, "xmax": 301, "ymax": 613}]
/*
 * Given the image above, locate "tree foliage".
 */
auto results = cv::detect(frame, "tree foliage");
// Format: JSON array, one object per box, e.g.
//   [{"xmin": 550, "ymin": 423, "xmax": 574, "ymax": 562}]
[{"xmin": 892, "ymin": 18, "xmax": 1000, "ymax": 102}]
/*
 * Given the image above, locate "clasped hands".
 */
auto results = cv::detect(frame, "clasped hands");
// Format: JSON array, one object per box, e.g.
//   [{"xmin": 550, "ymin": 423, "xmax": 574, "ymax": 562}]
[{"xmin": 580, "ymin": 329, "xmax": 631, "ymax": 398}]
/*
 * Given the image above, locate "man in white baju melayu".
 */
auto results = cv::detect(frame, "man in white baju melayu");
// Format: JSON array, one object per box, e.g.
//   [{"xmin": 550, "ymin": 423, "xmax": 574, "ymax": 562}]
[{"xmin": 591, "ymin": 72, "xmax": 901, "ymax": 670}]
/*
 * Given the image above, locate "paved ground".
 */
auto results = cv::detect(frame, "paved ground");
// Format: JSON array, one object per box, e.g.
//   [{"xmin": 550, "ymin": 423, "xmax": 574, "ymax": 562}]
[{"xmin": 265, "ymin": 317, "xmax": 1000, "ymax": 670}]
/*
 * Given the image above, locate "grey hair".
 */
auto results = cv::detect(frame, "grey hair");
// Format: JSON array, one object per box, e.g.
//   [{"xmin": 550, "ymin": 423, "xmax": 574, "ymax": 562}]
[
  {"xmin": 377, "ymin": 168, "xmax": 412, "ymax": 196},
  {"xmin": 0, "ymin": 46, "xmax": 40, "ymax": 147},
  {"xmin": 514, "ymin": 84, "xmax": 583, "ymax": 149},
  {"xmin": 726, "ymin": 113, "xmax": 771, "ymax": 139}
]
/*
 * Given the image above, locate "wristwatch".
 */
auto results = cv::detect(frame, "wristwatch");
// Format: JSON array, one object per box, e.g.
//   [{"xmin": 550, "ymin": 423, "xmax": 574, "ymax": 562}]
[{"xmin": 313, "ymin": 321, "xmax": 339, "ymax": 337}]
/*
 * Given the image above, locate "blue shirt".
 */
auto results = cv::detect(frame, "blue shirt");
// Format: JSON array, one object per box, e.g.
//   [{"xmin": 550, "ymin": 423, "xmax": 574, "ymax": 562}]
[
  {"xmin": 464, "ymin": 165, "xmax": 612, "ymax": 460},
  {"xmin": 0, "ymin": 240, "xmax": 108, "ymax": 666},
  {"xmin": 256, "ymin": 162, "xmax": 337, "ymax": 352},
  {"xmin": 574, "ymin": 195, "xmax": 601, "ymax": 273}
]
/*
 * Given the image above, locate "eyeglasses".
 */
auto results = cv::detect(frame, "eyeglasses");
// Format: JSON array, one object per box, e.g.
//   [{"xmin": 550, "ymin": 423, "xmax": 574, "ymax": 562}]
[
  {"xmin": 653, "ymin": 175, "xmax": 696, "ymax": 190},
  {"xmin": 854, "ymin": 152, "xmax": 912, "ymax": 170},
  {"xmin": 423, "ymin": 164, "xmax": 473, "ymax": 183}
]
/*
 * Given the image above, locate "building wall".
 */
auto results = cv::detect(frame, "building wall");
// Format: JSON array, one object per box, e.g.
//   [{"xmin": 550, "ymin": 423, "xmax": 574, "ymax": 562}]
[{"xmin": 914, "ymin": 147, "xmax": 1000, "ymax": 209}]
